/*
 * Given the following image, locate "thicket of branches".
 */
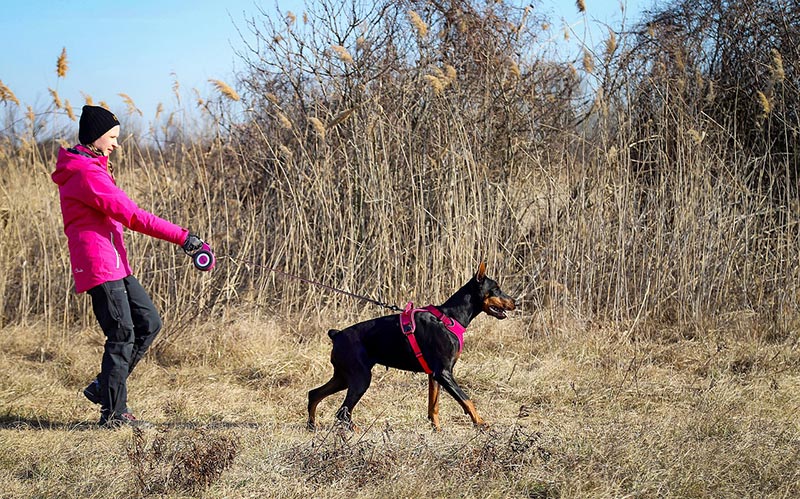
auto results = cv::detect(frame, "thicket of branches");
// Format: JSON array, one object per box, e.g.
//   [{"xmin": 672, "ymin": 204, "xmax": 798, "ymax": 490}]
[{"xmin": 1, "ymin": 0, "xmax": 798, "ymax": 339}]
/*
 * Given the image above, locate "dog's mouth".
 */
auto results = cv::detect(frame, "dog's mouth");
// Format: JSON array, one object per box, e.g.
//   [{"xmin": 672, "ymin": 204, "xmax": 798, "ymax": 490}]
[
  {"xmin": 484, "ymin": 296, "xmax": 515, "ymax": 320},
  {"xmin": 488, "ymin": 305, "xmax": 508, "ymax": 319}
]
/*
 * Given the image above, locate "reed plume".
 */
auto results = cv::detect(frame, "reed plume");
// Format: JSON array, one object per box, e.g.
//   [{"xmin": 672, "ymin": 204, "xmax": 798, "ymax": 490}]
[
  {"xmin": 0, "ymin": 80, "xmax": 19, "ymax": 105},
  {"xmin": 424, "ymin": 74, "xmax": 445, "ymax": 95},
  {"xmin": 308, "ymin": 117, "xmax": 326, "ymax": 139},
  {"xmin": 118, "ymin": 93, "xmax": 143, "ymax": 116},
  {"xmin": 64, "ymin": 99, "xmax": 76, "ymax": 121},
  {"xmin": 48, "ymin": 88, "xmax": 63, "ymax": 109},
  {"xmin": 770, "ymin": 48, "xmax": 785, "ymax": 83},
  {"xmin": 277, "ymin": 111, "xmax": 293, "ymax": 129},
  {"xmin": 408, "ymin": 10, "xmax": 428, "ymax": 38},
  {"xmin": 331, "ymin": 45, "xmax": 353, "ymax": 64},
  {"xmin": 81, "ymin": 92, "xmax": 94, "ymax": 105},
  {"xmin": 56, "ymin": 47, "xmax": 69, "ymax": 78},
  {"xmin": 605, "ymin": 28, "xmax": 617, "ymax": 57},
  {"xmin": 171, "ymin": 72, "xmax": 181, "ymax": 105},
  {"xmin": 577, "ymin": 0, "xmax": 586, "ymax": 13},
  {"xmin": 757, "ymin": 90, "xmax": 771, "ymax": 118},
  {"xmin": 209, "ymin": 79, "xmax": 240, "ymax": 101},
  {"xmin": 583, "ymin": 49, "xmax": 594, "ymax": 74}
]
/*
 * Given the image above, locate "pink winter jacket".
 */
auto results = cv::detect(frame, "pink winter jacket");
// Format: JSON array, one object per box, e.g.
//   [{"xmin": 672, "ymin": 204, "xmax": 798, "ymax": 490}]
[{"xmin": 52, "ymin": 145, "xmax": 189, "ymax": 293}]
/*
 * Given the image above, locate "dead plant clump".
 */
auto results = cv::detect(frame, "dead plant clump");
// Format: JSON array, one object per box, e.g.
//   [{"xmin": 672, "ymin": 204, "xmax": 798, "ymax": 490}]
[{"xmin": 126, "ymin": 427, "xmax": 239, "ymax": 495}]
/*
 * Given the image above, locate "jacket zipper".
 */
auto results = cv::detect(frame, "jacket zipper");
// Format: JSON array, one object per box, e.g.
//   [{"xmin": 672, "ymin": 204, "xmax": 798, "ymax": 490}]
[{"xmin": 110, "ymin": 232, "xmax": 120, "ymax": 268}]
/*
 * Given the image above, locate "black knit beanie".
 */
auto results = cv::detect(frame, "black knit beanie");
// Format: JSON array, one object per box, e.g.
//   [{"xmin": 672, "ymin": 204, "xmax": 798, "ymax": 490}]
[{"xmin": 78, "ymin": 105, "xmax": 120, "ymax": 145}]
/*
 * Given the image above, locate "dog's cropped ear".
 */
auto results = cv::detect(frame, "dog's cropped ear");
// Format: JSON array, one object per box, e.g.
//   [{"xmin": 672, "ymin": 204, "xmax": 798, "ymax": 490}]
[{"xmin": 475, "ymin": 261, "xmax": 487, "ymax": 282}]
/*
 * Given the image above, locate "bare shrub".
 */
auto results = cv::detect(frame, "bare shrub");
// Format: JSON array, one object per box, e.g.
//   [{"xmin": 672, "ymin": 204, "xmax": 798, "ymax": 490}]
[{"xmin": 126, "ymin": 427, "xmax": 238, "ymax": 495}]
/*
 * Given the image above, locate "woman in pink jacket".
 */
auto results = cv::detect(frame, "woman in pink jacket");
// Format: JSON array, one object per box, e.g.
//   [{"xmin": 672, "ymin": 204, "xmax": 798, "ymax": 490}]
[{"xmin": 52, "ymin": 105, "xmax": 206, "ymax": 428}]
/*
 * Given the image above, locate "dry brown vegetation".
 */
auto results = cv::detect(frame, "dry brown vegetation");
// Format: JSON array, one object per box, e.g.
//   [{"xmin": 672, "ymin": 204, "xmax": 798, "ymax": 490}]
[{"xmin": 1, "ymin": 0, "xmax": 799, "ymax": 497}]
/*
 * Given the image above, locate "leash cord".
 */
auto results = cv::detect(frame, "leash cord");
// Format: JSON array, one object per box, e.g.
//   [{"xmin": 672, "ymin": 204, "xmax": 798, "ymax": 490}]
[{"xmin": 222, "ymin": 255, "xmax": 403, "ymax": 312}]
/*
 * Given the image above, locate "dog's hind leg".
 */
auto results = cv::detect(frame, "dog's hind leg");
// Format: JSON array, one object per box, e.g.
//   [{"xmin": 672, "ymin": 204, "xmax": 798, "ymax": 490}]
[
  {"xmin": 335, "ymin": 367, "xmax": 372, "ymax": 430},
  {"xmin": 427, "ymin": 375, "xmax": 441, "ymax": 431},
  {"xmin": 434, "ymin": 370, "xmax": 487, "ymax": 428},
  {"xmin": 307, "ymin": 372, "xmax": 347, "ymax": 430}
]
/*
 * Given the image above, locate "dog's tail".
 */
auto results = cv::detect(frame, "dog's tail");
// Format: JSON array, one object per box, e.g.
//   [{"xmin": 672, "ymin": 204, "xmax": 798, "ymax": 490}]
[{"xmin": 327, "ymin": 329, "xmax": 341, "ymax": 339}]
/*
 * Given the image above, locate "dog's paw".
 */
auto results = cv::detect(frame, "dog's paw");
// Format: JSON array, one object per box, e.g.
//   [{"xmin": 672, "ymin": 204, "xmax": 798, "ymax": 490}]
[{"xmin": 475, "ymin": 420, "xmax": 490, "ymax": 431}]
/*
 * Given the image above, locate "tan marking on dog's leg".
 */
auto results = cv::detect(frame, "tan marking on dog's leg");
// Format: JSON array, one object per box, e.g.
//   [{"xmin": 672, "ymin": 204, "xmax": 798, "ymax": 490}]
[
  {"xmin": 427, "ymin": 375, "xmax": 441, "ymax": 431},
  {"xmin": 460, "ymin": 399, "xmax": 486, "ymax": 427}
]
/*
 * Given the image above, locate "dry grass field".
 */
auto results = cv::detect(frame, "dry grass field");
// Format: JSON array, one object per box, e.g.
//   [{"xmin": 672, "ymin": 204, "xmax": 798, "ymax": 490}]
[
  {"xmin": 1, "ymin": 310, "xmax": 799, "ymax": 498},
  {"xmin": 2, "ymin": 0, "xmax": 800, "ymax": 497}
]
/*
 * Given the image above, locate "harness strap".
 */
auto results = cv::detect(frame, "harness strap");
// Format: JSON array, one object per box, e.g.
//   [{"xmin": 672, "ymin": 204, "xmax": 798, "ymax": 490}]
[
  {"xmin": 399, "ymin": 302, "xmax": 467, "ymax": 375},
  {"xmin": 422, "ymin": 305, "xmax": 466, "ymax": 353}
]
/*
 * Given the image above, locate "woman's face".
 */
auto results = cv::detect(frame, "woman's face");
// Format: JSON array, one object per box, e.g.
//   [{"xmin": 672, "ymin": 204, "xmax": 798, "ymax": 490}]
[{"xmin": 92, "ymin": 125, "xmax": 120, "ymax": 156}]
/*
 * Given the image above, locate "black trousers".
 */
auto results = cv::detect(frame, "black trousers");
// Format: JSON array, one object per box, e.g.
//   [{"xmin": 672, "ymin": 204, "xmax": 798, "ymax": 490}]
[{"xmin": 88, "ymin": 275, "xmax": 162, "ymax": 417}]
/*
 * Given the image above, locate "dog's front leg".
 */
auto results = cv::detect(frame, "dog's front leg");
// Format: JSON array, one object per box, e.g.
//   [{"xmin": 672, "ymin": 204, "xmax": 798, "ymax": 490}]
[
  {"xmin": 427, "ymin": 374, "xmax": 441, "ymax": 431},
  {"xmin": 434, "ymin": 370, "xmax": 487, "ymax": 428}
]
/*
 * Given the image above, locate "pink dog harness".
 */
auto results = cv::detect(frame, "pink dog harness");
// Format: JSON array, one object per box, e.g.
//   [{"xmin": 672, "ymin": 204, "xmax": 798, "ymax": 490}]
[{"xmin": 399, "ymin": 302, "xmax": 466, "ymax": 375}]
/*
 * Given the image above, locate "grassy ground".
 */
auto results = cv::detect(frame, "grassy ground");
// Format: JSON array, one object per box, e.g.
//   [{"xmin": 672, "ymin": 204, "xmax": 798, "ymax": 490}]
[{"xmin": 1, "ymin": 309, "xmax": 798, "ymax": 498}]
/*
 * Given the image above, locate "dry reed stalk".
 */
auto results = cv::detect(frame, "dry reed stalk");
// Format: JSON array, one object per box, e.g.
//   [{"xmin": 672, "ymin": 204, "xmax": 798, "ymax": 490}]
[
  {"xmin": 209, "ymin": 79, "xmax": 240, "ymax": 101},
  {"xmin": 56, "ymin": 47, "xmax": 68, "ymax": 78}
]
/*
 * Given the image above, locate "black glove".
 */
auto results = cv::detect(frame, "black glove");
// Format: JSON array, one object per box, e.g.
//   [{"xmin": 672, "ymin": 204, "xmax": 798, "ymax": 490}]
[{"xmin": 182, "ymin": 233, "xmax": 204, "ymax": 253}]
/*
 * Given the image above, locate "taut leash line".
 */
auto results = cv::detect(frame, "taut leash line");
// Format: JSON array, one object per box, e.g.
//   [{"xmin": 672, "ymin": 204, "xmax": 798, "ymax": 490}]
[{"xmin": 222, "ymin": 255, "xmax": 402, "ymax": 313}]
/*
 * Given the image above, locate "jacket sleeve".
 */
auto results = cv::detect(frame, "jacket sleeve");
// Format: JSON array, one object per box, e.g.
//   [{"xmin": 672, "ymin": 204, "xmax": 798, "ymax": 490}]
[{"xmin": 78, "ymin": 168, "xmax": 189, "ymax": 246}]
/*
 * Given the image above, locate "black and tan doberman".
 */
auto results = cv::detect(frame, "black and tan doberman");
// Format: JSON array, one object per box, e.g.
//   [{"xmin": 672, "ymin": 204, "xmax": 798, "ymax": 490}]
[{"xmin": 307, "ymin": 262, "xmax": 515, "ymax": 431}]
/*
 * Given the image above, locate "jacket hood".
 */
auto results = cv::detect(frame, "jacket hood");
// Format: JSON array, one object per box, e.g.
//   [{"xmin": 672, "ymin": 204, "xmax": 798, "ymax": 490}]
[{"xmin": 52, "ymin": 145, "xmax": 108, "ymax": 186}]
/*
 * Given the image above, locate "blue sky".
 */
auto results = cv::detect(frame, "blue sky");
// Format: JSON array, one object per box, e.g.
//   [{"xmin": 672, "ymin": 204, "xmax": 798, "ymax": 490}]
[{"xmin": 1, "ymin": 0, "xmax": 649, "ymax": 131}]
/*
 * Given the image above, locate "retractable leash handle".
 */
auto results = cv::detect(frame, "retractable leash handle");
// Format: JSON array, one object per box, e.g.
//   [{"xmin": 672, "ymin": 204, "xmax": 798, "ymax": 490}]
[{"xmin": 184, "ymin": 242, "xmax": 216, "ymax": 271}]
